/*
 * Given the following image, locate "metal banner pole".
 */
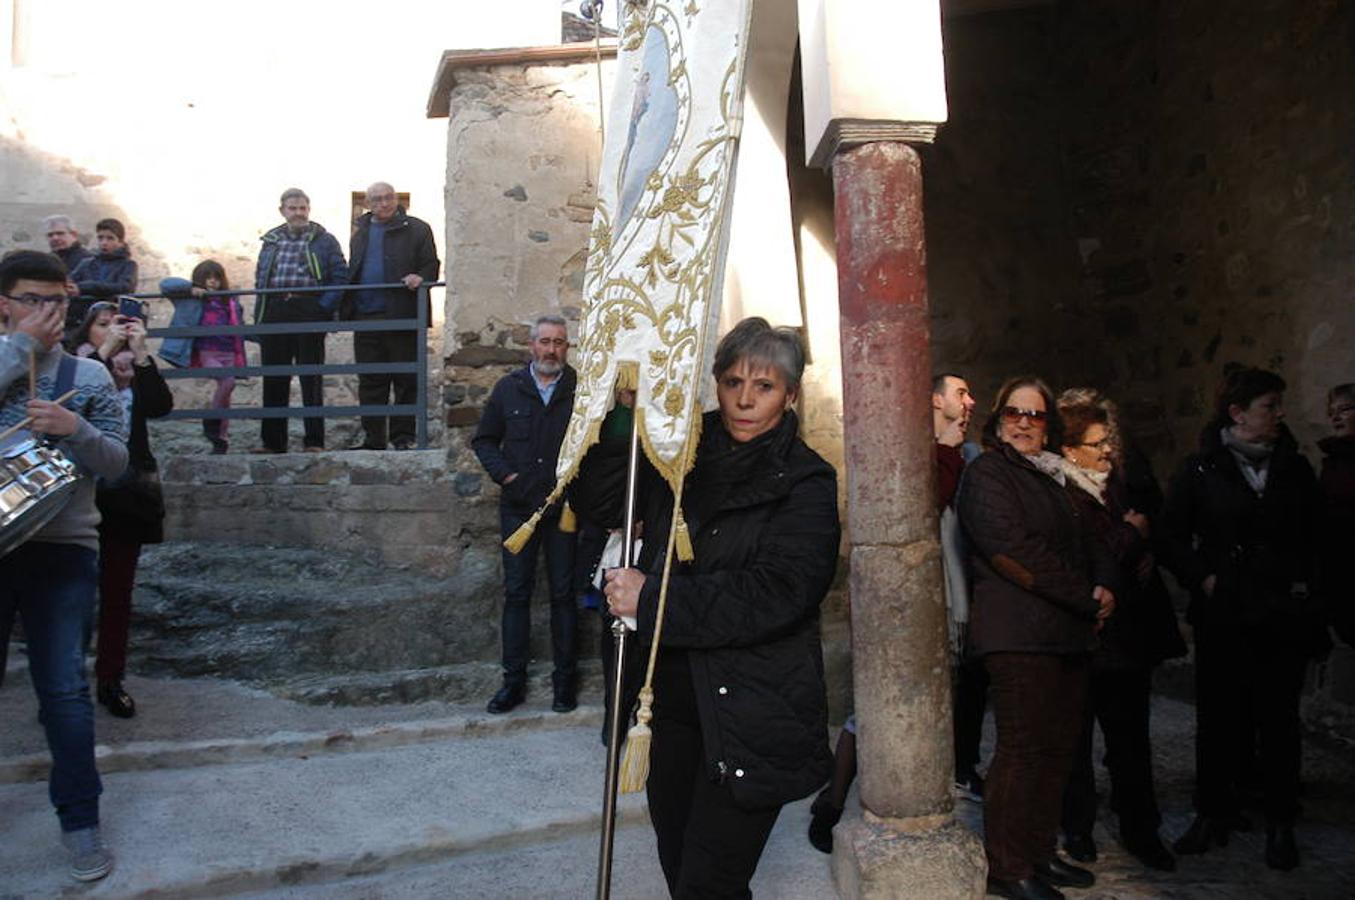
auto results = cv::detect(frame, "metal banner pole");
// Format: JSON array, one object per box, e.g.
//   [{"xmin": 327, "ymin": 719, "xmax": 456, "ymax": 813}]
[{"xmin": 596, "ymin": 411, "xmax": 641, "ymax": 900}]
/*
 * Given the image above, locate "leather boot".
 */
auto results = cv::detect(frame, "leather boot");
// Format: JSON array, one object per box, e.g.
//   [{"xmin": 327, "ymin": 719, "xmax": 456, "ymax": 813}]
[
  {"xmin": 1172, "ymin": 815, "xmax": 1232, "ymax": 855},
  {"xmin": 1265, "ymin": 821, "xmax": 1299, "ymax": 871},
  {"xmin": 985, "ymin": 875, "xmax": 1064, "ymax": 900}
]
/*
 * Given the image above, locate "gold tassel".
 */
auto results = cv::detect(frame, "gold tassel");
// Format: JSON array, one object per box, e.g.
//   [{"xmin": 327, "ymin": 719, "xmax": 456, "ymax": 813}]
[
  {"xmin": 618, "ymin": 686, "xmax": 654, "ymax": 793},
  {"xmin": 674, "ymin": 510, "xmax": 694, "ymax": 561},
  {"xmin": 503, "ymin": 508, "xmax": 544, "ymax": 554},
  {"xmin": 559, "ymin": 500, "xmax": 577, "ymax": 533}
]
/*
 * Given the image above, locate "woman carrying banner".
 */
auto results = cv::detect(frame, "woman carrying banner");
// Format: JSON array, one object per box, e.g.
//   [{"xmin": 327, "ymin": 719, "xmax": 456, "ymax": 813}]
[{"xmin": 592, "ymin": 317, "xmax": 840, "ymax": 897}]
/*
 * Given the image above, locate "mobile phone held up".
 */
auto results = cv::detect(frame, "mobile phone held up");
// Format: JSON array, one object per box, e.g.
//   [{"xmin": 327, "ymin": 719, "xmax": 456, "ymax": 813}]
[{"xmin": 117, "ymin": 297, "xmax": 147, "ymax": 321}]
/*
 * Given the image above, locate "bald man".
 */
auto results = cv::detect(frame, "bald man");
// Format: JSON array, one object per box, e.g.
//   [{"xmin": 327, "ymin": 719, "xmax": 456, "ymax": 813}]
[{"xmin": 345, "ymin": 183, "xmax": 439, "ymax": 450}]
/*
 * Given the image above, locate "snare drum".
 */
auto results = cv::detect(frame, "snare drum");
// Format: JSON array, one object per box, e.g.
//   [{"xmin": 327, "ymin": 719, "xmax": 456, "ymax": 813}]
[{"xmin": 0, "ymin": 431, "xmax": 80, "ymax": 559}]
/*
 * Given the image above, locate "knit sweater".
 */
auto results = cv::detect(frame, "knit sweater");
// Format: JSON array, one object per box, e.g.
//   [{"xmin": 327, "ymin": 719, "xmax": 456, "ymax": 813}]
[{"xmin": 0, "ymin": 332, "xmax": 129, "ymax": 549}]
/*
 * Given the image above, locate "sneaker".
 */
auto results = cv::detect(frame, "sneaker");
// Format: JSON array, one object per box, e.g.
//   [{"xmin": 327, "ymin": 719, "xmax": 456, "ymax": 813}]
[
  {"xmin": 62, "ymin": 826, "xmax": 112, "ymax": 882},
  {"xmin": 953, "ymin": 771, "xmax": 984, "ymax": 803},
  {"xmin": 392, "ymin": 437, "xmax": 417, "ymax": 451}
]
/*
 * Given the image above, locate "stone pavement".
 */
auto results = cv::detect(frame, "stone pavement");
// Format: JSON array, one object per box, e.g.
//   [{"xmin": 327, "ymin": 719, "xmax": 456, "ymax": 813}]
[{"xmin": 2, "ymin": 662, "xmax": 1354, "ymax": 898}]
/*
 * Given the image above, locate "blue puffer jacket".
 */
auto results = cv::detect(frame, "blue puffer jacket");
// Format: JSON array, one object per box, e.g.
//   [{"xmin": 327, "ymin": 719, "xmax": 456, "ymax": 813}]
[{"xmin": 253, "ymin": 222, "xmax": 348, "ymax": 321}]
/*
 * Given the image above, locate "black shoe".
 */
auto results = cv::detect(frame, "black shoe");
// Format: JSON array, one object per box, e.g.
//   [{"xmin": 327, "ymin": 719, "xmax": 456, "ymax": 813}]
[
  {"xmin": 1265, "ymin": 821, "xmax": 1299, "ymax": 871},
  {"xmin": 97, "ymin": 681, "xmax": 136, "ymax": 718},
  {"xmin": 807, "ymin": 793, "xmax": 843, "ymax": 854},
  {"xmin": 1062, "ymin": 832, "xmax": 1096, "ymax": 863},
  {"xmin": 985, "ymin": 875, "xmax": 1064, "ymax": 900},
  {"xmin": 486, "ymin": 684, "xmax": 524, "ymax": 714},
  {"xmin": 1123, "ymin": 831, "xmax": 1176, "ymax": 872},
  {"xmin": 1172, "ymin": 815, "xmax": 1232, "ymax": 855},
  {"xmin": 551, "ymin": 686, "xmax": 577, "ymax": 713},
  {"xmin": 1033, "ymin": 859, "xmax": 1094, "ymax": 889},
  {"xmin": 392, "ymin": 437, "xmax": 417, "ymax": 451},
  {"xmin": 348, "ymin": 439, "xmax": 386, "ymax": 451}
]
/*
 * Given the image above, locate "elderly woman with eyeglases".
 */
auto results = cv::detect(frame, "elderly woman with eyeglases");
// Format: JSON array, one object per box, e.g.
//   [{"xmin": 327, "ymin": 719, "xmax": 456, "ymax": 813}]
[
  {"xmin": 957, "ymin": 376, "xmax": 1118, "ymax": 900},
  {"xmin": 1053, "ymin": 390, "xmax": 1185, "ymax": 875}
]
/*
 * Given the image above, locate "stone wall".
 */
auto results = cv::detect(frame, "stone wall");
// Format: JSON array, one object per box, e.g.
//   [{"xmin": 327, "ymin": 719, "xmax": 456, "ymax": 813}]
[
  {"xmin": 1052, "ymin": 0, "xmax": 1355, "ymax": 468},
  {"xmin": 922, "ymin": 1, "xmax": 1355, "ymax": 715}
]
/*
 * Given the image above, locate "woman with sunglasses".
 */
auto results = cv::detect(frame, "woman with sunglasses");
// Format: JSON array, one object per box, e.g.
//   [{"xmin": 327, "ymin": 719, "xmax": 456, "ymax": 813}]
[
  {"xmin": 73, "ymin": 301, "xmax": 172, "ymax": 718},
  {"xmin": 957, "ymin": 376, "xmax": 1117, "ymax": 900},
  {"xmin": 1054, "ymin": 390, "xmax": 1185, "ymax": 874},
  {"xmin": 1161, "ymin": 368, "xmax": 1325, "ymax": 870}
]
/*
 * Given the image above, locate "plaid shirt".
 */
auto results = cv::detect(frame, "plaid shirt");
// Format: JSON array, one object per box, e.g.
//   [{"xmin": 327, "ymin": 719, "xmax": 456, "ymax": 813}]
[{"xmin": 266, "ymin": 231, "xmax": 319, "ymax": 291}]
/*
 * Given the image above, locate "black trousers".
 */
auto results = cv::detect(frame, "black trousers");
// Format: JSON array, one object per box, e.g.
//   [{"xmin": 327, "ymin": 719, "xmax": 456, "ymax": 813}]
[
  {"xmin": 1061, "ymin": 666, "xmax": 1161, "ymax": 840},
  {"xmin": 354, "ymin": 316, "xmax": 417, "ymax": 446},
  {"xmin": 259, "ymin": 311, "xmax": 326, "ymax": 450},
  {"xmin": 953, "ymin": 655, "xmax": 989, "ymax": 780},
  {"xmin": 983, "ymin": 652, "xmax": 1090, "ymax": 881},
  {"xmin": 647, "ymin": 681, "xmax": 780, "ymax": 898},
  {"xmin": 1193, "ymin": 621, "xmax": 1307, "ymax": 822},
  {"xmin": 497, "ymin": 507, "xmax": 577, "ymax": 688}
]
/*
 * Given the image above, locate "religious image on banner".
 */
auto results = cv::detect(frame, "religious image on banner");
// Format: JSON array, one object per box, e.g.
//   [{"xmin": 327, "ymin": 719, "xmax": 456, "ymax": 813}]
[{"xmin": 507, "ymin": 0, "xmax": 754, "ymax": 552}]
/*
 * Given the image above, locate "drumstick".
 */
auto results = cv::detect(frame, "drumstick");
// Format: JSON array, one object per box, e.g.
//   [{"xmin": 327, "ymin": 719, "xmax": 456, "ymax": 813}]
[
  {"xmin": 28, "ymin": 347, "xmax": 36, "ymax": 399},
  {"xmin": 0, "ymin": 389, "xmax": 80, "ymax": 443}
]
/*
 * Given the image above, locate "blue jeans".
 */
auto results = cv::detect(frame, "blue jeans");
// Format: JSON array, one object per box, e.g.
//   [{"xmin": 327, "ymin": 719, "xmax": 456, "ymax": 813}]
[
  {"xmin": 499, "ymin": 507, "xmax": 577, "ymax": 689},
  {"xmin": 0, "ymin": 542, "xmax": 102, "ymax": 831}
]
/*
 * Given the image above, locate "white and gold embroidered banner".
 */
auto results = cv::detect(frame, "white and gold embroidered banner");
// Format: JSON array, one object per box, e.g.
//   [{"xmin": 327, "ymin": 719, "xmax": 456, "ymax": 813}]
[{"xmin": 560, "ymin": 0, "xmax": 754, "ymax": 496}]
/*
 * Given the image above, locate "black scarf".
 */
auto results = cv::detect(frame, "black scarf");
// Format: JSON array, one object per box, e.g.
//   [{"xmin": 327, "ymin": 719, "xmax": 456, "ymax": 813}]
[{"xmin": 683, "ymin": 410, "xmax": 796, "ymax": 530}]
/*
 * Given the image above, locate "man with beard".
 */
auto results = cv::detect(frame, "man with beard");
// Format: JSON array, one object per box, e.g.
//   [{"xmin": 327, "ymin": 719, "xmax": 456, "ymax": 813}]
[
  {"xmin": 933, "ymin": 372, "xmax": 988, "ymax": 802},
  {"xmin": 472, "ymin": 315, "xmax": 579, "ymax": 714},
  {"xmin": 252, "ymin": 188, "xmax": 348, "ymax": 453}
]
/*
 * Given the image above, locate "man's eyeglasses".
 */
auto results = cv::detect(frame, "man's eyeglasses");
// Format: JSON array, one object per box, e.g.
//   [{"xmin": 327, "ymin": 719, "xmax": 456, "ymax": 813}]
[
  {"xmin": 2, "ymin": 293, "xmax": 67, "ymax": 306},
  {"xmin": 1000, "ymin": 406, "xmax": 1048, "ymax": 424}
]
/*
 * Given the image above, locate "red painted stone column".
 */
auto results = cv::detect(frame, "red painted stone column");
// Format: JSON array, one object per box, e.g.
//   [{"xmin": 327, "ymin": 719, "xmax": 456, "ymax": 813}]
[{"xmin": 830, "ymin": 140, "xmax": 986, "ymax": 898}]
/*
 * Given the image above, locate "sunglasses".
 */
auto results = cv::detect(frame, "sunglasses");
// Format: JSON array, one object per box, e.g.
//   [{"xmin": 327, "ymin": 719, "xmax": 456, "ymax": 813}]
[{"xmin": 1000, "ymin": 406, "xmax": 1048, "ymax": 424}]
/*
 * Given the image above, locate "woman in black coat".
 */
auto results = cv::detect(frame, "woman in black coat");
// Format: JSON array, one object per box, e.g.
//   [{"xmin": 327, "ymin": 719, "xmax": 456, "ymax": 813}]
[
  {"xmin": 1319, "ymin": 383, "xmax": 1355, "ymax": 646},
  {"xmin": 1161, "ymin": 368, "xmax": 1324, "ymax": 871},
  {"xmin": 1054, "ymin": 391, "xmax": 1186, "ymax": 873},
  {"xmin": 957, "ymin": 376, "xmax": 1117, "ymax": 900},
  {"xmin": 73, "ymin": 303, "xmax": 172, "ymax": 718},
  {"xmin": 596, "ymin": 317, "xmax": 840, "ymax": 898}
]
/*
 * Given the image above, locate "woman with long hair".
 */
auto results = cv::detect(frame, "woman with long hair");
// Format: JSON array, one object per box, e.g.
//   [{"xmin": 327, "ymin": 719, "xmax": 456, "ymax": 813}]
[{"xmin": 73, "ymin": 301, "xmax": 172, "ymax": 717}]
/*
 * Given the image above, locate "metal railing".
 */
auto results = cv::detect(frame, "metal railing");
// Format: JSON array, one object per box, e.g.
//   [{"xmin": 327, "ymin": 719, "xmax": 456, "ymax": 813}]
[{"xmin": 127, "ymin": 281, "xmax": 442, "ymax": 449}]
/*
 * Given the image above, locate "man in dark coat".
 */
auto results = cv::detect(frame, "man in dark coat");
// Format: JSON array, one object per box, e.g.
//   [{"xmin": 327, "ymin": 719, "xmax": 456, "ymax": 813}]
[
  {"xmin": 43, "ymin": 215, "xmax": 92, "ymax": 275},
  {"xmin": 252, "ymin": 188, "xmax": 348, "ymax": 453},
  {"xmin": 345, "ymin": 182, "xmax": 440, "ymax": 450},
  {"xmin": 472, "ymin": 315, "xmax": 578, "ymax": 714}
]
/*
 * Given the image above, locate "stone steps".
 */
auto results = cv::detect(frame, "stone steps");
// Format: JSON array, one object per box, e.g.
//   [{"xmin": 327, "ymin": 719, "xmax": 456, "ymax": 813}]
[
  {"xmin": 118, "ymin": 541, "xmax": 604, "ymax": 705},
  {"xmin": 0, "ymin": 669, "xmax": 836, "ymax": 899}
]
